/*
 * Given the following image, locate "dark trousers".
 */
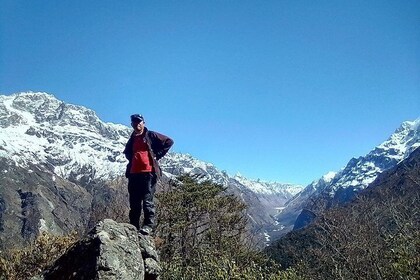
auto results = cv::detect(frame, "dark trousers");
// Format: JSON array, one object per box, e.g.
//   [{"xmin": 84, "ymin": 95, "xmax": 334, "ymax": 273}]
[{"xmin": 127, "ymin": 172, "xmax": 157, "ymax": 230}]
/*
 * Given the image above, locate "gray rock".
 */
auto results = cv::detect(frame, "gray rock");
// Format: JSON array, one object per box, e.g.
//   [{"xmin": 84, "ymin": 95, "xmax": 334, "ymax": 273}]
[
  {"xmin": 95, "ymin": 220, "xmax": 144, "ymax": 280},
  {"xmin": 138, "ymin": 234, "xmax": 161, "ymax": 280},
  {"xmin": 138, "ymin": 234, "xmax": 159, "ymax": 261},
  {"xmin": 33, "ymin": 219, "xmax": 162, "ymax": 280},
  {"xmin": 41, "ymin": 219, "xmax": 144, "ymax": 280}
]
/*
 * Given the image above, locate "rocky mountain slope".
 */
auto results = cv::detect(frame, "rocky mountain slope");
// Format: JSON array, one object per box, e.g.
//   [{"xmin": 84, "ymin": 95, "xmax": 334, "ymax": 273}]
[
  {"xmin": 159, "ymin": 152, "xmax": 303, "ymax": 242},
  {"xmin": 275, "ymin": 118, "xmax": 420, "ymax": 236},
  {"xmin": 266, "ymin": 146, "xmax": 420, "ymax": 279},
  {"xmin": 0, "ymin": 92, "xmax": 302, "ymax": 248},
  {"xmin": 0, "ymin": 156, "xmax": 92, "ymax": 249}
]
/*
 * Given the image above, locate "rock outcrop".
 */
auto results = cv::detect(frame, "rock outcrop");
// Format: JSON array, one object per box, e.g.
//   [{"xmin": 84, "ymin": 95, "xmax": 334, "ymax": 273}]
[{"xmin": 34, "ymin": 219, "xmax": 160, "ymax": 280}]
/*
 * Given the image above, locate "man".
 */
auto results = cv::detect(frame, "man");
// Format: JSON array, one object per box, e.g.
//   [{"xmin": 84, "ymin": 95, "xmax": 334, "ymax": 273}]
[{"xmin": 123, "ymin": 114, "xmax": 173, "ymax": 235}]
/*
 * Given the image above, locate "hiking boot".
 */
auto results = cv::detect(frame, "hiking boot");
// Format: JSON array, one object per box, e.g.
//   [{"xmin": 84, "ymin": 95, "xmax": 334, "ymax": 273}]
[{"xmin": 139, "ymin": 225, "xmax": 153, "ymax": 235}]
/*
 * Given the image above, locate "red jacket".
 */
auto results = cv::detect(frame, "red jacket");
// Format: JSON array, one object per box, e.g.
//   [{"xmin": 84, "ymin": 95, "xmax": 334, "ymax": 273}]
[{"xmin": 123, "ymin": 127, "xmax": 173, "ymax": 178}]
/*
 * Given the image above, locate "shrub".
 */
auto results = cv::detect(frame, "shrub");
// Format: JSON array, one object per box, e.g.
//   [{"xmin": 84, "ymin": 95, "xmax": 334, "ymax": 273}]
[
  {"xmin": 267, "ymin": 159, "xmax": 420, "ymax": 280},
  {"xmin": 156, "ymin": 175, "xmax": 306, "ymax": 280},
  {"xmin": 161, "ymin": 248, "xmax": 305, "ymax": 280},
  {"xmin": 0, "ymin": 232, "xmax": 77, "ymax": 280}
]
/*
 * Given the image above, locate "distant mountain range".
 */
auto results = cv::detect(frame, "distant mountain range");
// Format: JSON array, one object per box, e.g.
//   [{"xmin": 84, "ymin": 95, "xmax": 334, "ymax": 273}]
[
  {"xmin": 0, "ymin": 92, "xmax": 302, "ymax": 195},
  {"xmin": 0, "ymin": 92, "xmax": 302, "ymax": 248},
  {"xmin": 274, "ymin": 117, "xmax": 419, "ymax": 237},
  {"xmin": 0, "ymin": 91, "xmax": 418, "ymax": 249}
]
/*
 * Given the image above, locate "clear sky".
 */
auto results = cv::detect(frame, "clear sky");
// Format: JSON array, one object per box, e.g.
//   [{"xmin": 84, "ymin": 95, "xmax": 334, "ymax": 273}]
[{"xmin": 1, "ymin": 1, "xmax": 419, "ymax": 185}]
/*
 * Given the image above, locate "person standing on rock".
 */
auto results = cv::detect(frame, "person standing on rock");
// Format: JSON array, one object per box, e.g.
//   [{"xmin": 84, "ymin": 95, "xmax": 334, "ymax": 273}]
[{"xmin": 123, "ymin": 114, "xmax": 173, "ymax": 235}]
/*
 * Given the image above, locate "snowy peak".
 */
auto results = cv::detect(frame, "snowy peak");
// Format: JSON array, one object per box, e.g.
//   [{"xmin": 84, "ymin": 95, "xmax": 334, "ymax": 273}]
[
  {"xmin": 321, "ymin": 171, "xmax": 337, "ymax": 183},
  {"xmin": 7, "ymin": 92, "xmax": 63, "ymax": 122},
  {"xmin": 282, "ymin": 170, "xmax": 336, "ymax": 209},
  {"xmin": 374, "ymin": 119, "xmax": 420, "ymax": 161},
  {"xmin": 332, "ymin": 118, "xmax": 419, "ymax": 192},
  {"xmin": 160, "ymin": 152, "xmax": 231, "ymax": 186},
  {"xmin": 233, "ymin": 174, "xmax": 303, "ymax": 196},
  {"xmin": 0, "ymin": 92, "xmax": 132, "ymax": 183},
  {"xmin": 0, "ymin": 92, "xmax": 129, "ymax": 140},
  {"xmin": 160, "ymin": 151, "xmax": 304, "ymax": 197},
  {"xmin": 160, "ymin": 153, "xmax": 303, "ymax": 196},
  {"xmin": 301, "ymin": 118, "xmax": 420, "ymax": 196},
  {"xmin": 276, "ymin": 118, "xmax": 419, "ymax": 235}
]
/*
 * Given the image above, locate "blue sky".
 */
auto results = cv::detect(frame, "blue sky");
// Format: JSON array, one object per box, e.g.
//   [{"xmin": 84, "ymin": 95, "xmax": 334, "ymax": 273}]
[{"xmin": 1, "ymin": 1, "xmax": 419, "ymax": 185}]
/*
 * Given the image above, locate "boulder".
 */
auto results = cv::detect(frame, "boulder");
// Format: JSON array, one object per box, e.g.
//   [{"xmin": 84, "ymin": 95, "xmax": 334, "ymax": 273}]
[{"xmin": 36, "ymin": 219, "xmax": 161, "ymax": 280}]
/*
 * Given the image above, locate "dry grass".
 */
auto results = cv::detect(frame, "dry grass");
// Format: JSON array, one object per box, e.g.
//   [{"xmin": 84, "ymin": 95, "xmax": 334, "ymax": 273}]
[{"xmin": 0, "ymin": 232, "xmax": 78, "ymax": 280}]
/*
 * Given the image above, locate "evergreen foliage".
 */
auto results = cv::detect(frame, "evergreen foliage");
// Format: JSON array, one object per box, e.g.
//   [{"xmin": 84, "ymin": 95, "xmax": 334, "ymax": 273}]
[{"xmin": 156, "ymin": 175, "xmax": 303, "ymax": 279}]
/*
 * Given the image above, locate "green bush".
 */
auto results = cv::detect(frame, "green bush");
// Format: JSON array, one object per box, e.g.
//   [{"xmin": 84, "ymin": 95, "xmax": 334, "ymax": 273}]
[
  {"xmin": 161, "ymin": 249, "xmax": 304, "ymax": 280},
  {"xmin": 156, "ymin": 175, "xmax": 306, "ymax": 280}
]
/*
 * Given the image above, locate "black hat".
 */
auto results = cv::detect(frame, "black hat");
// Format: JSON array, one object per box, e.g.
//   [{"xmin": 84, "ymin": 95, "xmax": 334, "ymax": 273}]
[{"xmin": 130, "ymin": 114, "xmax": 144, "ymax": 122}]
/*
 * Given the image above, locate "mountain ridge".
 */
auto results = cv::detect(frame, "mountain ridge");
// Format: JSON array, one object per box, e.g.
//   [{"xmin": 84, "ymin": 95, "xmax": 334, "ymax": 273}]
[
  {"xmin": 1, "ymin": 91, "xmax": 418, "ymax": 247},
  {"xmin": 0, "ymin": 91, "xmax": 303, "ymax": 248},
  {"xmin": 275, "ymin": 116, "xmax": 419, "ymax": 235},
  {"xmin": 266, "ymin": 146, "xmax": 420, "ymax": 279},
  {"xmin": 0, "ymin": 91, "xmax": 302, "ymax": 196}
]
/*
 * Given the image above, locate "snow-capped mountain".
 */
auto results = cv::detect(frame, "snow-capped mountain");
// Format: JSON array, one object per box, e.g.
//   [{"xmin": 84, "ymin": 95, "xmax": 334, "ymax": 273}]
[
  {"xmin": 0, "ymin": 92, "xmax": 301, "ymax": 196},
  {"xmin": 160, "ymin": 153, "xmax": 303, "ymax": 196},
  {"xmin": 275, "ymin": 118, "xmax": 420, "ymax": 234},
  {"xmin": 233, "ymin": 173, "xmax": 303, "ymax": 196},
  {"xmin": 0, "ymin": 92, "xmax": 302, "ymax": 247},
  {"xmin": 0, "ymin": 92, "xmax": 129, "ymax": 185},
  {"xmin": 317, "ymin": 119, "xmax": 419, "ymax": 198},
  {"xmin": 271, "ymin": 171, "xmax": 337, "ymax": 236},
  {"xmin": 158, "ymin": 151, "xmax": 304, "ymax": 244}
]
